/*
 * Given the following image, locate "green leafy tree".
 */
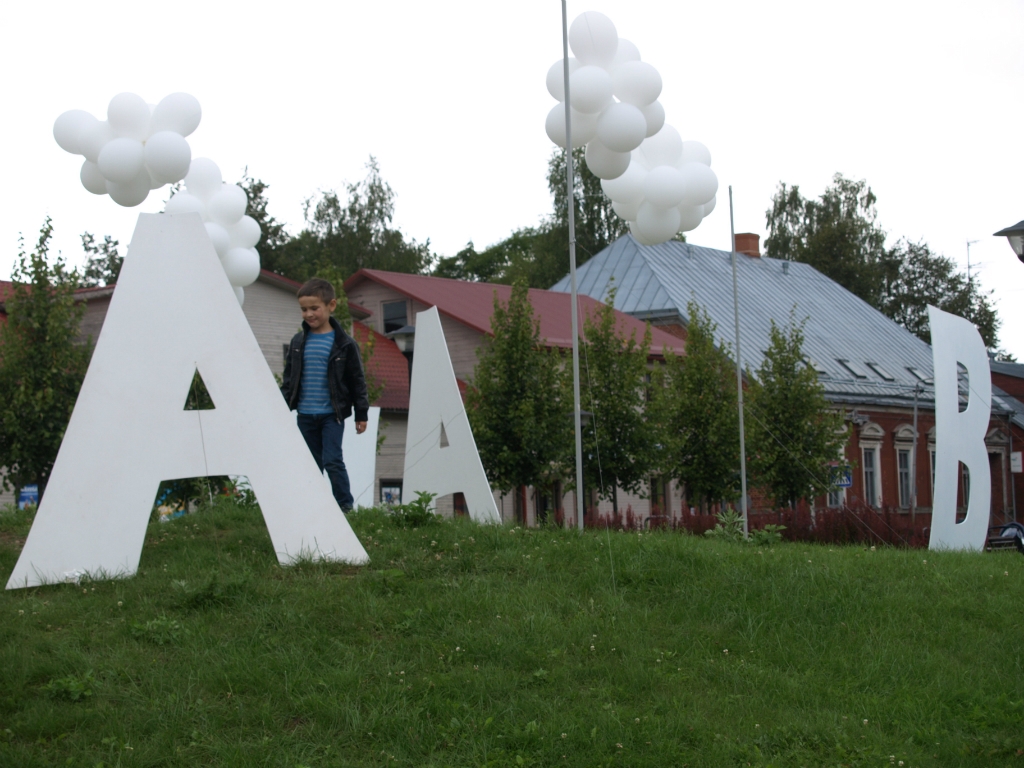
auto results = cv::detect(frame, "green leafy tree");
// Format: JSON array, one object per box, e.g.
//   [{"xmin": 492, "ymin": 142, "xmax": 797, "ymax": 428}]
[
  {"xmin": 879, "ymin": 238, "xmax": 999, "ymax": 348},
  {"xmin": 0, "ymin": 220, "xmax": 91, "ymax": 494},
  {"xmin": 79, "ymin": 232, "xmax": 123, "ymax": 287},
  {"xmin": 765, "ymin": 173, "xmax": 1001, "ymax": 349},
  {"xmin": 745, "ymin": 312, "xmax": 844, "ymax": 508},
  {"xmin": 436, "ymin": 148, "xmax": 628, "ymax": 289},
  {"xmin": 765, "ymin": 174, "xmax": 888, "ymax": 307},
  {"xmin": 467, "ymin": 281, "xmax": 569, "ymax": 497},
  {"xmin": 264, "ymin": 157, "xmax": 433, "ymax": 283},
  {"xmin": 578, "ymin": 289, "xmax": 654, "ymax": 514},
  {"xmin": 654, "ymin": 301, "xmax": 739, "ymax": 511}
]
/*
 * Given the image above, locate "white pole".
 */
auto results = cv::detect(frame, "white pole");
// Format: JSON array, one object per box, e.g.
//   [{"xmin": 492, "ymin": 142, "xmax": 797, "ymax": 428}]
[
  {"xmin": 729, "ymin": 186, "xmax": 749, "ymax": 536},
  {"xmin": 562, "ymin": 0, "xmax": 585, "ymax": 531}
]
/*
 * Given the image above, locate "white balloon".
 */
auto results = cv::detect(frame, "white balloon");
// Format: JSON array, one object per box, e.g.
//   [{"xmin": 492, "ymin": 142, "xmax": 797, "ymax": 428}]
[
  {"xmin": 642, "ymin": 166, "xmax": 687, "ymax": 209},
  {"xmin": 680, "ymin": 140, "xmax": 712, "ymax": 167},
  {"xmin": 144, "ymin": 131, "xmax": 191, "ymax": 184},
  {"xmin": 222, "ymin": 247, "xmax": 261, "ymax": 287},
  {"xmin": 149, "ymin": 93, "xmax": 202, "ymax": 137},
  {"xmin": 234, "ymin": 286, "xmax": 245, "ymax": 307},
  {"xmin": 677, "ymin": 204, "xmax": 704, "ymax": 232},
  {"xmin": 97, "ymin": 138, "xmax": 145, "ymax": 183},
  {"xmin": 640, "ymin": 125, "xmax": 683, "ymax": 168},
  {"xmin": 146, "ymin": 167, "xmax": 163, "ymax": 190},
  {"xmin": 636, "ymin": 202, "xmax": 681, "ymax": 244},
  {"xmin": 107, "ymin": 93, "xmax": 151, "ymax": 141},
  {"xmin": 545, "ymin": 104, "xmax": 598, "ymax": 149},
  {"xmin": 79, "ymin": 160, "xmax": 107, "ymax": 195},
  {"xmin": 568, "ymin": 11, "xmax": 618, "ymax": 67},
  {"xmin": 610, "ymin": 38, "xmax": 641, "ymax": 68},
  {"xmin": 80, "ymin": 120, "xmax": 115, "ymax": 164},
  {"xmin": 596, "ymin": 102, "xmax": 647, "ymax": 153},
  {"xmin": 54, "ymin": 110, "xmax": 98, "ymax": 155},
  {"xmin": 600, "ymin": 160, "xmax": 647, "ymax": 204},
  {"xmin": 641, "ymin": 101, "xmax": 665, "ymax": 138},
  {"xmin": 678, "ymin": 162, "xmax": 719, "ymax": 207},
  {"xmin": 184, "ymin": 158, "xmax": 223, "ymax": 201},
  {"xmin": 205, "ymin": 222, "xmax": 231, "ymax": 257},
  {"xmin": 612, "ymin": 200, "xmax": 640, "ymax": 221},
  {"xmin": 628, "ymin": 221, "xmax": 660, "ymax": 246},
  {"xmin": 612, "ymin": 61, "xmax": 663, "ymax": 107},
  {"xmin": 702, "ymin": 195, "xmax": 717, "ymax": 217},
  {"xmin": 105, "ymin": 169, "xmax": 150, "ymax": 207},
  {"xmin": 629, "ymin": 147, "xmax": 651, "ymax": 171},
  {"xmin": 228, "ymin": 215, "xmax": 262, "ymax": 248},
  {"xmin": 569, "ymin": 66, "xmax": 613, "ymax": 114},
  {"xmin": 584, "ymin": 140, "xmax": 630, "ymax": 180},
  {"xmin": 164, "ymin": 192, "xmax": 204, "ymax": 215},
  {"xmin": 545, "ymin": 58, "xmax": 580, "ymax": 102},
  {"xmin": 207, "ymin": 183, "xmax": 248, "ymax": 227}
]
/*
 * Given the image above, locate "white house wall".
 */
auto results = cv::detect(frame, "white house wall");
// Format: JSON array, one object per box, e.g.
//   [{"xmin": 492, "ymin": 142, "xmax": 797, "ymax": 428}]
[{"xmin": 242, "ymin": 279, "xmax": 303, "ymax": 378}]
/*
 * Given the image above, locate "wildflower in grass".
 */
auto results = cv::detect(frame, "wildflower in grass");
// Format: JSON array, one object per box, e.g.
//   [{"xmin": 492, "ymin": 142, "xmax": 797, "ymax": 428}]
[
  {"xmin": 117, "ymin": 601, "xmax": 123, "ymax": 607},
  {"xmin": 561, "ymin": 733, "xmax": 567, "ymax": 739},
  {"xmin": 616, "ymin": 743, "xmax": 623, "ymax": 749},
  {"xmin": 590, "ymin": 645, "xmax": 595, "ymax": 651},
  {"xmin": 635, "ymin": 718, "xmax": 640, "ymax": 724},
  {"xmin": 18, "ymin": 610, "xmax": 24, "ymax": 615},
  {"xmin": 723, "ymin": 649, "xmax": 729, "ymax": 654},
  {"xmin": 863, "ymin": 719, "xmax": 868, "ymax": 725},
  {"xmin": 430, "ymin": 541, "xmax": 437, "ymax": 547}
]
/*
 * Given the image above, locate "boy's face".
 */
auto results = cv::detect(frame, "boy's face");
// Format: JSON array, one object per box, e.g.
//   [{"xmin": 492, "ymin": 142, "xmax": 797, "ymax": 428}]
[{"xmin": 299, "ymin": 295, "xmax": 337, "ymax": 333}]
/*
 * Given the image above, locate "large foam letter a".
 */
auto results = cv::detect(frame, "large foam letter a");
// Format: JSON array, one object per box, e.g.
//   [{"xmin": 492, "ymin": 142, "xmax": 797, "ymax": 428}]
[
  {"xmin": 928, "ymin": 305, "xmax": 991, "ymax": 551},
  {"xmin": 6, "ymin": 213, "xmax": 367, "ymax": 589}
]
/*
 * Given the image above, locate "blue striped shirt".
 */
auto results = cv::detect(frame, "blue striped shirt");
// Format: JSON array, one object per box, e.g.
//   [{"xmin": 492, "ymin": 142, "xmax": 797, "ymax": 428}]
[{"xmin": 297, "ymin": 330, "xmax": 335, "ymax": 414}]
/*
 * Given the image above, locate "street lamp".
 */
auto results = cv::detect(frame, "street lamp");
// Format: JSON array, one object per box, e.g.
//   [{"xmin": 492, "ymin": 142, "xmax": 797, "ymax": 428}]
[{"xmin": 993, "ymin": 220, "xmax": 1024, "ymax": 262}]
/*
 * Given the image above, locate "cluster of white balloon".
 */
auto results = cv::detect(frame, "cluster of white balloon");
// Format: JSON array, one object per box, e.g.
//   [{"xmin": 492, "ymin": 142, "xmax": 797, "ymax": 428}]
[
  {"xmin": 52, "ymin": 93, "xmax": 262, "ymax": 305},
  {"xmin": 544, "ymin": 12, "xmax": 718, "ymax": 245}
]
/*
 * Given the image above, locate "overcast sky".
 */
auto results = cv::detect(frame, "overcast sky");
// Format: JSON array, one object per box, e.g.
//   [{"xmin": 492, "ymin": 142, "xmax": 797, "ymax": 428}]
[{"xmin": 2, "ymin": 1, "xmax": 1023, "ymax": 354}]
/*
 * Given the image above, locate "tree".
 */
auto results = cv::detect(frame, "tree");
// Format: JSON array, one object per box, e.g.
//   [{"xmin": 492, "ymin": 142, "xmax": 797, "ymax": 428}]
[
  {"xmin": 765, "ymin": 173, "xmax": 1002, "ymax": 349},
  {"xmin": 879, "ymin": 239, "xmax": 1000, "ymax": 348},
  {"xmin": 0, "ymin": 220, "xmax": 91, "ymax": 494},
  {"xmin": 578, "ymin": 289, "xmax": 655, "ymax": 514},
  {"xmin": 765, "ymin": 174, "xmax": 888, "ymax": 307},
  {"xmin": 79, "ymin": 232, "xmax": 122, "ymax": 287},
  {"xmin": 262, "ymin": 157, "xmax": 433, "ymax": 283},
  {"xmin": 435, "ymin": 148, "xmax": 628, "ymax": 289},
  {"xmin": 653, "ymin": 301, "xmax": 739, "ymax": 511},
  {"xmin": 467, "ymin": 281, "xmax": 569, "ymax": 497},
  {"xmin": 745, "ymin": 312, "xmax": 844, "ymax": 508}
]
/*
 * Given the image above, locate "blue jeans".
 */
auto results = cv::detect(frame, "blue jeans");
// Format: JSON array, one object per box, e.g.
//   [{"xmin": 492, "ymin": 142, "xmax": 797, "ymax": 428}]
[{"xmin": 297, "ymin": 413, "xmax": 353, "ymax": 510}]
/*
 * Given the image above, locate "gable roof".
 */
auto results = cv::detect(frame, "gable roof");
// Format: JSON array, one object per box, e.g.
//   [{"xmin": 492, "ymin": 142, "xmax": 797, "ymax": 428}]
[
  {"xmin": 344, "ymin": 269, "xmax": 686, "ymax": 356},
  {"xmin": 551, "ymin": 235, "xmax": 937, "ymax": 408}
]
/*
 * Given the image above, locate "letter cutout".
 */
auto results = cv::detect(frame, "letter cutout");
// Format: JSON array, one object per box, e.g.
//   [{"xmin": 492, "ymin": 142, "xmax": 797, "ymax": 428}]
[
  {"xmin": 928, "ymin": 305, "xmax": 991, "ymax": 551},
  {"xmin": 339, "ymin": 406, "xmax": 380, "ymax": 509},
  {"xmin": 402, "ymin": 307, "xmax": 500, "ymax": 523},
  {"xmin": 6, "ymin": 213, "xmax": 368, "ymax": 589}
]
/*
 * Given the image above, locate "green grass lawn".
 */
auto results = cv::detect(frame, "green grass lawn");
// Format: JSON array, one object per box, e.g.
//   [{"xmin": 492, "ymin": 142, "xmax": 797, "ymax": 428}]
[{"xmin": 1, "ymin": 500, "xmax": 1022, "ymax": 767}]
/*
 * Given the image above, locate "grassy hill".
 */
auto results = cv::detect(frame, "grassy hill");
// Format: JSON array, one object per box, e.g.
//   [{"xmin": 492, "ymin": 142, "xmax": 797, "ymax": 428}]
[{"xmin": 1, "ymin": 500, "xmax": 1022, "ymax": 767}]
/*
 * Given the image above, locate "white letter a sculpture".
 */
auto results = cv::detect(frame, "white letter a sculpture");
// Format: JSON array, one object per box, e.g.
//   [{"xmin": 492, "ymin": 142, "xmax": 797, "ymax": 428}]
[
  {"xmin": 928, "ymin": 305, "xmax": 991, "ymax": 551},
  {"xmin": 402, "ymin": 307, "xmax": 500, "ymax": 523},
  {"xmin": 6, "ymin": 213, "xmax": 368, "ymax": 589}
]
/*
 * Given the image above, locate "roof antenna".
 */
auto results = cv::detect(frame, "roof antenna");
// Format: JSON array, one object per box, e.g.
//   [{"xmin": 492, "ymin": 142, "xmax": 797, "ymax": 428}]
[{"xmin": 782, "ymin": 261, "xmax": 789, "ymax": 275}]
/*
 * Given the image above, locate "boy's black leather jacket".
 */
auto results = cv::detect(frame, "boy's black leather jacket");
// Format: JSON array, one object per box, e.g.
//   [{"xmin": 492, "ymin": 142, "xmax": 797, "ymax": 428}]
[{"xmin": 281, "ymin": 316, "xmax": 370, "ymax": 422}]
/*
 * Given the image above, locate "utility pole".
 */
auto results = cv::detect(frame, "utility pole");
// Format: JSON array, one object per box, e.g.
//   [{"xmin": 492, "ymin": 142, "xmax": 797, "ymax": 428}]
[
  {"xmin": 728, "ymin": 186, "xmax": 749, "ymax": 537},
  {"xmin": 561, "ymin": 0, "xmax": 585, "ymax": 531}
]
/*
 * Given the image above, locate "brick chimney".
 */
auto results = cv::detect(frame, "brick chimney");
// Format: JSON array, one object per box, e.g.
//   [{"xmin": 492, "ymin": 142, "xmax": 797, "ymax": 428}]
[{"xmin": 734, "ymin": 233, "xmax": 760, "ymax": 258}]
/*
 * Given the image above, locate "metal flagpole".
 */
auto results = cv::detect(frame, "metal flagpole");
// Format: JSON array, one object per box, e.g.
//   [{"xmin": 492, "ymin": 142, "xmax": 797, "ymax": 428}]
[
  {"xmin": 728, "ymin": 186, "xmax": 749, "ymax": 537},
  {"xmin": 562, "ymin": 0, "xmax": 585, "ymax": 531}
]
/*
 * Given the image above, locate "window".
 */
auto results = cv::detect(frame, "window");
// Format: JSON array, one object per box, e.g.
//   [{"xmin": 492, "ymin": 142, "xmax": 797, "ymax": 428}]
[
  {"xmin": 383, "ymin": 300, "xmax": 408, "ymax": 333},
  {"xmin": 837, "ymin": 359, "xmax": 868, "ymax": 379},
  {"xmin": 862, "ymin": 447, "xmax": 878, "ymax": 507},
  {"xmin": 380, "ymin": 482, "xmax": 402, "ymax": 506},
  {"xmin": 866, "ymin": 362, "xmax": 895, "ymax": 381},
  {"xmin": 897, "ymin": 449, "xmax": 911, "ymax": 508},
  {"xmin": 828, "ymin": 486, "xmax": 845, "ymax": 508}
]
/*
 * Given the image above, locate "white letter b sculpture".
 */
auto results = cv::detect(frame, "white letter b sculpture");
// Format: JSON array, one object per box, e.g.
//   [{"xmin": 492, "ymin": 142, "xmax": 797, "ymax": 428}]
[
  {"xmin": 928, "ymin": 305, "xmax": 991, "ymax": 551},
  {"xmin": 6, "ymin": 213, "xmax": 368, "ymax": 589}
]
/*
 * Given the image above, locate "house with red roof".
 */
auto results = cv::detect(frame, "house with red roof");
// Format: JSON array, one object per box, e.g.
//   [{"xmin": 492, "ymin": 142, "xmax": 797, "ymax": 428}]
[{"xmin": 344, "ymin": 269, "xmax": 687, "ymax": 524}]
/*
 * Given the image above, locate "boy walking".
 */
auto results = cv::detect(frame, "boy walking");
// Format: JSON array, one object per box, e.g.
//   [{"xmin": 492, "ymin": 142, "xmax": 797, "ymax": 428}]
[{"xmin": 281, "ymin": 278, "xmax": 369, "ymax": 512}]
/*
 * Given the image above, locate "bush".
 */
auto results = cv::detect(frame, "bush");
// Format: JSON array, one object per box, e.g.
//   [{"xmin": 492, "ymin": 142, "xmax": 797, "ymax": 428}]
[{"xmin": 390, "ymin": 491, "xmax": 439, "ymax": 529}]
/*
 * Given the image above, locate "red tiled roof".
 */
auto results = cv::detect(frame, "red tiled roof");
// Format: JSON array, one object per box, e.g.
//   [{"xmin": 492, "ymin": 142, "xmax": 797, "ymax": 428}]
[
  {"xmin": 352, "ymin": 320, "xmax": 410, "ymax": 411},
  {"xmin": 344, "ymin": 270, "xmax": 686, "ymax": 357},
  {"xmin": 259, "ymin": 269, "xmax": 301, "ymax": 289}
]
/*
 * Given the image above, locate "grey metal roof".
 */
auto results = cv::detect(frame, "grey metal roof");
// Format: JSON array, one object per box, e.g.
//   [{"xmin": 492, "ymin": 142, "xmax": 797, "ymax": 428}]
[{"xmin": 552, "ymin": 235, "xmax": 944, "ymax": 410}]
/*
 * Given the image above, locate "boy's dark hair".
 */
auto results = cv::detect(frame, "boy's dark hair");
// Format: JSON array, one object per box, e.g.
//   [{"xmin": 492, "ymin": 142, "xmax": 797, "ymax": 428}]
[{"xmin": 297, "ymin": 278, "xmax": 336, "ymax": 304}]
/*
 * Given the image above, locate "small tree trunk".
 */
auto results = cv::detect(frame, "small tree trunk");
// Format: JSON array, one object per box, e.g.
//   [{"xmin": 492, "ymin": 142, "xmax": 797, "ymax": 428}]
[{"xmin": 612, "ymin": 485, "xmax": 619, "ymax": 517}]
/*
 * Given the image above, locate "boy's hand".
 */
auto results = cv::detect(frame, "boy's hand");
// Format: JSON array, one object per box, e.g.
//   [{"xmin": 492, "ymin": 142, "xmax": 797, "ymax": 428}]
[{"xmin": 355, "ymin": 421, "xmax": 367, "ymax": 434}]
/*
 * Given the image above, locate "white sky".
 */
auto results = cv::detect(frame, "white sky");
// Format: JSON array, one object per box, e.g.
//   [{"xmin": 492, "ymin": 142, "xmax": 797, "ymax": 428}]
[{"xmin": 2, "ymin": 1, "xmax": 1023, "ymax": 354}]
